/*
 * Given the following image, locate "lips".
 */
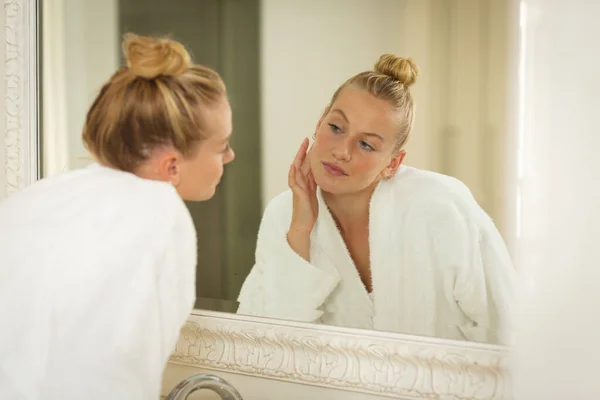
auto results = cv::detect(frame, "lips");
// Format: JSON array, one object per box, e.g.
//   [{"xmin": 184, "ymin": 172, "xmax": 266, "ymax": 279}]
[{"xmin": 321, "ymin": 161, "xmax": 348, "ymax": 176}]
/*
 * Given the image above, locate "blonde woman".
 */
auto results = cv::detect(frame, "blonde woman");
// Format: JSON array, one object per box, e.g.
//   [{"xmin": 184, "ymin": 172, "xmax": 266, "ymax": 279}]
[
  {"xmin": 0, "ymin": 34, "xmax": 234, "ymax": 399},
  {"xmin": 238, "ymin": 55, "xmax": 514, "ymax": 345}
]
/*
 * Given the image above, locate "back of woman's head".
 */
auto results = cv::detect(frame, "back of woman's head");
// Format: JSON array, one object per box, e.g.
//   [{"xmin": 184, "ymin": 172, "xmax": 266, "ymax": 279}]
[
  {"xmin": 328, "ymin": 54, "xmax": 419, "ymax": 153},
  {"xmin": 83, "ymin": 33, "xmax": 227, "ymax": 172}
]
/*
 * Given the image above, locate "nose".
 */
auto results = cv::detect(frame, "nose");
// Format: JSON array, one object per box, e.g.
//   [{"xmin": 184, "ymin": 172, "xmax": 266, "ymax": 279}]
[
  {"xmin": 332, "ymin": 138, "xmax": 351, "ymax": 162},
  {"xmin": 226, "ymin": 148, "xmax": 235, "ymax": 164}
]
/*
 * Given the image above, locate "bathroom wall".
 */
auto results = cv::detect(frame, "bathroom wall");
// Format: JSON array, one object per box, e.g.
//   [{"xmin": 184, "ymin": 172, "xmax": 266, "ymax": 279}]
[
  {"xmin": 259, "ymin": 0, "xmax": 406, "ymax": 203},
  {"xmin": 41, "ymin": 0, "xmax": 119, "ymax": 177},
  {"xmin": 260, "ymin": 0, "xmax": 513, "ymax": 240},
  {"xmin": 513, "ymin": 0, "xmax": 600, "ymax": 397}
]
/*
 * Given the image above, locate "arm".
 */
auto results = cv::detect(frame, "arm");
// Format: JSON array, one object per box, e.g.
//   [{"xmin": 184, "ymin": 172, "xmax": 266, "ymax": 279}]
[
  {"xmin": 464, "ymin": 215, "xmax": 515, "ymax": 345},
  {"xmin": 406, "ymin": 194, "xmax": 514, "ymax": 345},
  {"xmin": 436, "ymin": 199, "xmax": 514, "ymax": 345},
  {"xmin": 154, "ymin": 198, "xmax": 198, "ymax": 356},
  {"xmin": 237, "ymin": 192, "xmax": 340, "ymax": 322}
]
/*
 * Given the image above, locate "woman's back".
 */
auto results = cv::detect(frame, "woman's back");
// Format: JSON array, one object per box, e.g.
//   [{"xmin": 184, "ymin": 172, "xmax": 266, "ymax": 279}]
[{"xmin": 0, "ymin": 164, "xmax": 197, "ymax": 399}]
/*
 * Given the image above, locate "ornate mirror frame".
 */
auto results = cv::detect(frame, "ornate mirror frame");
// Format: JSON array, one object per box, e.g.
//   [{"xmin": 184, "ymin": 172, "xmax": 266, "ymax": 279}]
[{"xmin": 2, "ymin": 0, "xmax": 512, "ymax": 398}]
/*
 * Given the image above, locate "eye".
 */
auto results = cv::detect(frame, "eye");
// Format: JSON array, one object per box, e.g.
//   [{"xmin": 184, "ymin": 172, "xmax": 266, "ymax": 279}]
[
  {"xmin": 328, "ymin": 123, "xmax": 342, "ymax": 133},
  {"xmin": 359, "ymin": 140, "xmax": 375, "ymax": 151},
  {"xmin": 221, "ymin": 143, "xmax": 230, "ymax": 153}
]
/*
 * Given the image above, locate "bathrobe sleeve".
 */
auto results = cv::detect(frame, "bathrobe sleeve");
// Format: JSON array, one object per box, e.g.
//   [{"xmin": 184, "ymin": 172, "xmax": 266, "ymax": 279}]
[
  {"xmin": 154, "ymin": 197, "xmax": 198, "ymax": 359},
  {"xmin": 462, "ymin": 214, "xmax": 515, "ymax": 345},
  {"xmin": 84, "ymin": 198, "xmax": 198, "ymax": 400},
  {"xmin": 237, "ymin": 191, "xmax": 340, "ymax": 322},
  {"xmin": 406, "ymin": 192, "xmax": 515, "ymax": 345}
]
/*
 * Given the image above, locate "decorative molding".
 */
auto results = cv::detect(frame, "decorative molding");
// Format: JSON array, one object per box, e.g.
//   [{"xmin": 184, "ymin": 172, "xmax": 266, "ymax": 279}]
[
  {"xmin": 170, "ymin": 310, "xmax": 512, "ymax": 399},
  {"xmin": 4, "ymin": 0, "xmax": 37, "ymax": 197}
]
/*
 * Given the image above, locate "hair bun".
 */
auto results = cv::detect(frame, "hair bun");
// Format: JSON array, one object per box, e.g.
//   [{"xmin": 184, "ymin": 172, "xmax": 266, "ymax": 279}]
[
  {"xmin": 123, "ymin": 33, "xmax": 191, "ymax": 79},
  {"xmin": 374, "ymin": 54, "xmax": 419, "ymax": 87}
]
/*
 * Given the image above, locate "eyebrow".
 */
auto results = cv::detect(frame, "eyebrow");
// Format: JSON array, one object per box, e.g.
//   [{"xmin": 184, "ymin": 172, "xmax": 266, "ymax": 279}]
[{"xmin": 331, "ymin": 108, "xmax": 385, "ymax": 142}]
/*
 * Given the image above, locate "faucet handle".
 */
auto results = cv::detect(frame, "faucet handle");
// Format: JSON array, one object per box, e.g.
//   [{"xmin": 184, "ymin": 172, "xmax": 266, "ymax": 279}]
[{"xmin": 166, "ymin": 374, "xmax": 243, "ymax": 400}]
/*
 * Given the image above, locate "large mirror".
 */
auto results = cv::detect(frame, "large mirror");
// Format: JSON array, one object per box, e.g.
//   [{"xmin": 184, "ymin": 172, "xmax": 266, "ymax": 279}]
[{"xmin": 41, "ymin": 0, "xmax": 515, "ymax": 345}]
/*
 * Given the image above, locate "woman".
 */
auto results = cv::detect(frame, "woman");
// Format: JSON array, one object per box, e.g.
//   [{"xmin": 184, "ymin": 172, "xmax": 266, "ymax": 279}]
[
  {"xmin": 237, "ymin": 55, "xmax": 514, "ymax": 345},
  {"xmin": 0, "ymin": 34, "xmax": 234, "ymax": 399}
]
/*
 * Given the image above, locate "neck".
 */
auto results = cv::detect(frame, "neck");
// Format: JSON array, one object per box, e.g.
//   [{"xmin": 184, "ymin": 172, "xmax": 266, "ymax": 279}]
[{"xmin": 322, "ymin": 181, "xmax": 379, "ymax": 234}]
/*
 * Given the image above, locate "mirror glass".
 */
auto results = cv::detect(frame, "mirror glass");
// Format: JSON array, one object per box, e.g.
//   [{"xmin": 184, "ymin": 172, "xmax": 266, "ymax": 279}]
[{"xmin": 40, "ymin": 0, "xmax": 515, "ymax": 345}]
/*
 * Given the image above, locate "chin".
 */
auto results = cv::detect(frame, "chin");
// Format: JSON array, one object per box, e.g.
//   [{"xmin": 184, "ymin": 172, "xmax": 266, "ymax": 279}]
[
  {"xmin": 180, "ymin": 186, "xmax": 216, "ymax": 202},
  {"xmin": 313, "ymin": 173, "xmax": 352, "ymax": 195},
  {"xmin": 199, "ymin": 187, "xmax": 217, "ymax": 201},
  {"xmin": 314, "ymin": 171, "xmax": 378, "ymax": 196}
]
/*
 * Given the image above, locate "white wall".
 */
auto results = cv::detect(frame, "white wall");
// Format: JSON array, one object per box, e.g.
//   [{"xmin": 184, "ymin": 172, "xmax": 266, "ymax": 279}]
[
  {"xmin": 260, "ymin": 0, "xmax": 513, "ymax": 241},
  {"xmin": 42, "ymin": 0, "xmax": 118, "ymax": 177},
  {"xmin": 260, "ymin": 0, "xmax": 407, "ymax": 204},
  {"xmin": 513, "ymin": 0, "xmax": 600, "ymax": 397}
]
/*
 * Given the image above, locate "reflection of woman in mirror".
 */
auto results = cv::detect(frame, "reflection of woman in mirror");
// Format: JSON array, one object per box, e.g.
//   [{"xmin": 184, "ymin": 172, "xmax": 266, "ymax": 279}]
[
  {"xmin": 238, "ymin": 55, "xmax": 514, "ymax": 345},
  {"xmin": 0, "ymin": 34, "xmax": 234, "ymax": 398}
]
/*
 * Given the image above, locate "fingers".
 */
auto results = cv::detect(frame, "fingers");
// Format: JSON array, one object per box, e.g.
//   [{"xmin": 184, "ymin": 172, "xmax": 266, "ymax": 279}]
[
  {"xmin": 292, "ymin": 138, "xmax": 309, "ymax": 170},
  {"xmin": 295, "ymin": 163, "xmax": 309, "ymax": 192},
  {"xmin": 307, "ymin": 170, "xmax": 317, "ymax": 194},
  {"xmin": 288, "ymin": 163, "xmax": 295, "ymax": 189},
  {"xmin": 300, "ymin": 138, "xmax": 315, "ymax": 177},
  {"xmin": 300, "ymin": 152, "xmax": 311, "ymax": 177},
  {"xmin": 289, "ymin": 138, "xmax": 314, "ymax": 196},
  {"xmin": 288, "ymin": 163, "xmax": 308, "ymax": 194}
]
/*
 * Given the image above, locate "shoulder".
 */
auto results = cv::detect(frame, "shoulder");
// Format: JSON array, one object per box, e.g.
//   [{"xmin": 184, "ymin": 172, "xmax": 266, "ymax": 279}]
[
  {"xmin": 392, "ymin": 166, "xmax": 474, "ymax": 199},
  {"xmin": 88, "ymin": 167, "xmax": 196, "ymax": 258},
  {"xmin": 1, "ymin": 165, "xmax": 194, "ymax": 244},
  {"xmin": 263, "ymin": 189, "xmax": 293, "ymax": 218},
  {"xmin": 388, "ymin": 166, "xmax": 480, "ymax": 221},
  {"xmin": 255, "ymin": 189, "xmax": 294, "ymax": 233},
  {"xmin": 88, "ymin": 164, "xmax": 192, "ymax": 231}
]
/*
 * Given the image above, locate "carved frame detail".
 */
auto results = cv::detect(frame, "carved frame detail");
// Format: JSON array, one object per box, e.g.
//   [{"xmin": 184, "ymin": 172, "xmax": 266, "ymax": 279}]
[
  {"xmin": 6, "ymin": 1, "xmax": 512, "ymax": 398},
  {"xmin": 171, "ymin": 310, "xmax": 512, "ymax": 399},
  {"xmin": 4, "ymin": 0, "xmax": 38, "ymax": 196}
]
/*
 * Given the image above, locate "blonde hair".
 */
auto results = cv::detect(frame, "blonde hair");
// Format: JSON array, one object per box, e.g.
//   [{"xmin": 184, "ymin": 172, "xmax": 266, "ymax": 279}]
[
  {"xmin": 82, "ymin": 33, "xmax": 227, "ymax": 172},
  {"xmin": 327, "ymin": 54, "xmax": 419, "ymax": 153}
]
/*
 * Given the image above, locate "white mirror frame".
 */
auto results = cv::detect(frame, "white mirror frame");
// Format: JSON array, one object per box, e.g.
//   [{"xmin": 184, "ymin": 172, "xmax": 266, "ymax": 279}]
[{"xmin": 3, "ymin": 0, "xmax": 512, "ymax": 398}]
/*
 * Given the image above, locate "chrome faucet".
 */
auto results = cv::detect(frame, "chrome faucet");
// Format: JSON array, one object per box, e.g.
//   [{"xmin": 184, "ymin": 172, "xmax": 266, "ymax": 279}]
[{"xmin": 165, "ymin": 374, "xmax": 243, "ymax": 400}]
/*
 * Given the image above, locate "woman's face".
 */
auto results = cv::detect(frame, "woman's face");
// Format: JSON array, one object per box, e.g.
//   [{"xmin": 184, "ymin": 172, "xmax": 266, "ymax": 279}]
[
  {"xmin": 309, "ymin": 87, "xmax": 405, "ymax": 195},
  {"xmin": 136, "ymin": 99, "xmax": 234, "ymax": 201},
  {"xmin": 176, "ymin": 99, "xmax": 235, "ymax": 201}
]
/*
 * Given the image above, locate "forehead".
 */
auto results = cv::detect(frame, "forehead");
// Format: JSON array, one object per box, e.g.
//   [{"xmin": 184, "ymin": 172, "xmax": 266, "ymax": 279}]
[
  {"xmin": 329, "ymin": 87, "xmax": 398, "ymax": 136},
  {"xmin": 202, "ymin": 99, "xmax": 232, "ymax": 140}
]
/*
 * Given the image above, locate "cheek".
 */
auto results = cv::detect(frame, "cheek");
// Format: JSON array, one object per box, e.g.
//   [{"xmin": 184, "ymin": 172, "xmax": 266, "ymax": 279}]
[
  {"xmin": 350, "ymin": 155, "xmax": 386, "ymax": 178},
  {"xmin": 311, "ymin": 132, "xmax": 334, "ymax": 159},
  {"xmin": 315, "ymin": 127, "xmax": 333, "ymax": 144},
  {"xmin": 188, "ymin": 152, "xmax": 223, "ymax": 181},
  {"xmin": 205, "ymin": 154, "xmax": 224, "ymax": 176},
  {"xmin": 352, "ymin": 157, "xmax": 375, "ymax": 173}
]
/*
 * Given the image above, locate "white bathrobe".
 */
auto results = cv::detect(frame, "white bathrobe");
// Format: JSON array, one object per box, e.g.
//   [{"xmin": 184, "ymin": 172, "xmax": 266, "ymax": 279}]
[
  {"xmin": 237, "ymin": 166, "xmax": 514, "ymax": 345},
  {"xmin": 0, "ymin": 164, "xmax": 196, "ymax": 400}
]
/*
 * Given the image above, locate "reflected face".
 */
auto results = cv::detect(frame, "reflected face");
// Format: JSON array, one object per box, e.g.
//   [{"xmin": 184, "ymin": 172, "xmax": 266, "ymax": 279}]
[
  {"xmin": 309, "ymin": 87, "xmax": 405, "ymax": 195},
  {"xmin": 177, "ymin": 100, "xmax": 235, "ymax": 201}
]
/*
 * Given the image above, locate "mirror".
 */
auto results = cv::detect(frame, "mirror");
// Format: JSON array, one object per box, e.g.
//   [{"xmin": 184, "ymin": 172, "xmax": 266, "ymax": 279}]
[{"xmin": 40, "ymin": 0, "xmax": 515, "ymax": 345}]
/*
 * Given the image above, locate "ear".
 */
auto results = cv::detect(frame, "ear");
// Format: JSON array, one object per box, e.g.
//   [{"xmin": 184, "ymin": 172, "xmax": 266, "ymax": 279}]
[
  {"xmin": 156, "ymin": 150, "xmax": 183, "ymax": 186},
  {"xmin": 381, "ymin": 150, "xmax": 406, "ymax": 179}
]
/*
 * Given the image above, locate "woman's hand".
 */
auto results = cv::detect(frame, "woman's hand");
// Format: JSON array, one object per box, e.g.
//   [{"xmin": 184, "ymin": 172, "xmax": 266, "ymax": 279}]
[{"xmin": 287, "ymin": 138, "xmax": 318, "ymax": 261}]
